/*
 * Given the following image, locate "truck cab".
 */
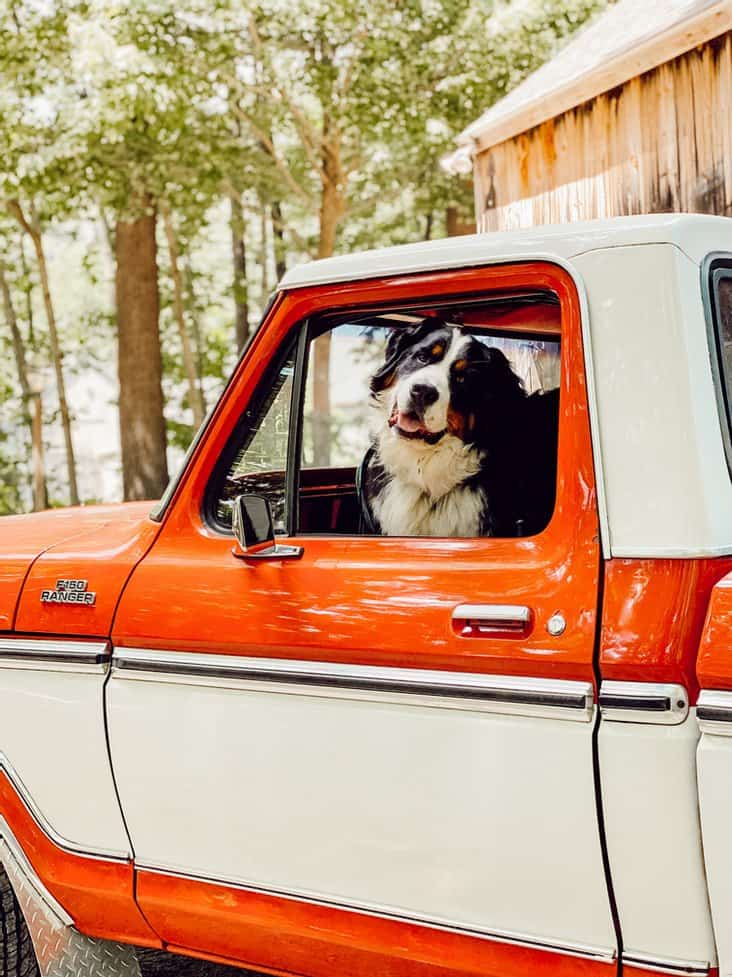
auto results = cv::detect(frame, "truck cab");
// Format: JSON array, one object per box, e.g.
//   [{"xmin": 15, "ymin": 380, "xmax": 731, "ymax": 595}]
[{"xmin": 2, "ymin": 214, "xmax": 732, "ymax": 977}]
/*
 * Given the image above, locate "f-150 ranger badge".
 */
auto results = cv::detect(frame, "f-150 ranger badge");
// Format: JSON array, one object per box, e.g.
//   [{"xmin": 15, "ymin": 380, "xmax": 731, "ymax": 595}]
[{"xmin": 40, "ymin": 578, "xmax": 96, "ymax": 606}]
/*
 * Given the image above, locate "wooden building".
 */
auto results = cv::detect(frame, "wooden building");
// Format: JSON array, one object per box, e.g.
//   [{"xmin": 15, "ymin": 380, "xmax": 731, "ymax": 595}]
[{"xmin": 449, "ymin": 0, "xmax": 732, "ymax": 232}]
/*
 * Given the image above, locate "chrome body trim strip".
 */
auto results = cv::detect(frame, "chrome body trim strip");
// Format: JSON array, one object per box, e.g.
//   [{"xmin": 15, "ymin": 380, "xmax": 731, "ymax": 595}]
[
  {"xmin": 112, "ymin": 649, "xmax": 595, "ymax": 721},
  {"xmin": 0, "ymin": 752, "xmax": 128, "ymax": 863},
  {"xmin": 599, "ymin": 681, "xmax": 689, "ymax": 725},
  {"xmin": 623, "ymin": 952, "xmax": 709, "ymax": 975},
  {"xmin": 697, "ymin": 689, "xmax": 732, "ymax": 734},
  {"xmin": 137, "ymin": 861, "xmax": 615, "ymax": 964},
  {"xmin": 0, "ymin": 638, "xmax": 110, "ymax": 671}
]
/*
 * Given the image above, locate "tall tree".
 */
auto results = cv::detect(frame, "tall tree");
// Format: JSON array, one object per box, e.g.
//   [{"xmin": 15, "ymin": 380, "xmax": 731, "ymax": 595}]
[
  {"xmin": 161, "ymin": 202, "xmax": 206, "ymax": 428},
  {"xmin": 115, "ymin": 197, "xmax": 169, "ymax": 500},
  {"xmin": 271, "ymin": 201, "xmax": 287, "ymax": 282},
  {"xmin": 0, "ymin": 3, "xmax": 81, "ymax": 505},
  {"xmin": 0, "ymin": 253, "xmax": 47, "ymax": 510},
  {"xmin": 230, "ymin": 192, "xmax": 250, "ymax": 351},
  {"xmin": 7, "ymin": 200, "xmax": 79, "ymax": 504},
  {"xmin": 69, "ymin": 4, "xmax": 233, "ymax": 493}
]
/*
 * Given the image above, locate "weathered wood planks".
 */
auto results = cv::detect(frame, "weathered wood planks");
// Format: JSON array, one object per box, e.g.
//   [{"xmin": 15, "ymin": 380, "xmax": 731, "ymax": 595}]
[{"xmin": 474, "ymin": 33, "xmax": 732, "ymax": 231}]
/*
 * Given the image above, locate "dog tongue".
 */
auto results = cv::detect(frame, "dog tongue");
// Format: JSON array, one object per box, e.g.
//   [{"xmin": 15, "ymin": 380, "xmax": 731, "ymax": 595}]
[{"xmin": 397, "ymin": 411, "xmax": 424, "ymax": 433}]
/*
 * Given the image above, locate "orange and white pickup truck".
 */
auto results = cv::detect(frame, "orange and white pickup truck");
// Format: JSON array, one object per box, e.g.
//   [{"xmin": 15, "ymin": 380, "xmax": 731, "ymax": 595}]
[{"xmin": 3, "ymin": 214, "xmax": 732, "ymax": 977}]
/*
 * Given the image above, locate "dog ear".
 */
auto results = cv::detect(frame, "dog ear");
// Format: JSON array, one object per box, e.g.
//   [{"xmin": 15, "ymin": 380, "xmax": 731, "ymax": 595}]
[
  {"xmin": 463, "ymin": 345, "xmax": 526, "ymax": 448},
  {"xmin": 479, "ymin": 346, "xmax": 525, "ymax": 401},
  {"xmin": 370, "ymin": 318, "xmax": 446, "ymax": 393}
]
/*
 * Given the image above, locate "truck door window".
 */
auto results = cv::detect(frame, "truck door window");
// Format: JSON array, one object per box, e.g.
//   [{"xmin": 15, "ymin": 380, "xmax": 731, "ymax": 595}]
[
  {"xmin": 214, "ymin": 345, "xmax": 296, "ymax": 532},
  {"xmin": 208, "ymin": 295, "xmax": 562, "ymax": 540},
  {"xmin": 298, "ymin": 297, "xmax": 561, "ymax": 538}
]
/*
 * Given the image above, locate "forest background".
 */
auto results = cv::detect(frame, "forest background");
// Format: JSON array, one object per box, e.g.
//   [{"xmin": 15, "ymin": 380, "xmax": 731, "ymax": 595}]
[{"xmin": 0, "ymin": 0, "xmax": 607, "ymax": 514}]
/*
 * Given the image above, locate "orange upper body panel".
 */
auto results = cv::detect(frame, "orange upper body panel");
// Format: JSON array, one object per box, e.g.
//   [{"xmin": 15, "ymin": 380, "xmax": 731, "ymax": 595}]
[
  {"xmin": 114, "ymin": 262, "xmax": 601, "ymax": 683},
  {"xmin": 697, "ymin": 571, "xmax": 732, "ymax": 689},
  {"xmin": 0, "ymin": 504, "xmax": 148, "ymax": 632},
  {"xmin": 600, "ymin": 557, "xmax": 732, "ymax": 701},
  {"xmin": 1, "ymin": 502, "xmax": 158, "ymax": 637}
]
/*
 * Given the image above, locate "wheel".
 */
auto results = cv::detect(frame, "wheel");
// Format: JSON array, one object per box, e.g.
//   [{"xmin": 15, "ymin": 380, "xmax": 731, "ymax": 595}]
[{"xmin": 0, "ymin": 865, "xmax": 39, "ymax": 977}]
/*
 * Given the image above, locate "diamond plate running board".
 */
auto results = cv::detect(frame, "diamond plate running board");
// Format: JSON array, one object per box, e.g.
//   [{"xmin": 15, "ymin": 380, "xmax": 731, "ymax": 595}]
[{"xmin": 0, "ymin": 816, "xmax": 141, "ymax": 977}]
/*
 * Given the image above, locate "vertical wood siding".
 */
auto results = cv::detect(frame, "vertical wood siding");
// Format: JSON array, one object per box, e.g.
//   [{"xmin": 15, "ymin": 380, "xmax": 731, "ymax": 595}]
[{"xmin": 474, "ymin": 33, "xmax": 732, "ymax": 231}]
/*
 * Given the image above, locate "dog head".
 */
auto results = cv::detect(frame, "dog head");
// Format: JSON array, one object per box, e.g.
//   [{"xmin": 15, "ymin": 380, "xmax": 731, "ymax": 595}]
[{"xmin": 370, "ymin": 318, "xmax": 525, "ymax": 449}]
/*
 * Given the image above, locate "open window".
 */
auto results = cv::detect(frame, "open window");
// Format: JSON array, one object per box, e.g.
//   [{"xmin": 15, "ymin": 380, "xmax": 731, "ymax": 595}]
[{"xmin": 209, "ymin": 291, "xmax": 561, "ymax": 539}]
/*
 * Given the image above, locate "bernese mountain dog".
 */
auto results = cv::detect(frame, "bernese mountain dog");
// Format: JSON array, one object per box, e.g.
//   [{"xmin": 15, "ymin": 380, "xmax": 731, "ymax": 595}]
[{"xmin": 358, "ymin": 318, "xmax": 559, "ymax": 538}]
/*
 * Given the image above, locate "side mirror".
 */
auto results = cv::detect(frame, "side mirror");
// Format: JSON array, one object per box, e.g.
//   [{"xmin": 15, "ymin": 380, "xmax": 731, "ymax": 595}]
[{"xmin": 231, "ymin": 494, "xmax": 303, "ymax": 561}]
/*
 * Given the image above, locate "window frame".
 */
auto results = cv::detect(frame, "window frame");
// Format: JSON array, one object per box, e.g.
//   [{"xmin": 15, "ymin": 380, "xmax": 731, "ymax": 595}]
[
  {"xmin": 703, "ymin": 252, "xmax": 732, "ymax": 479},
  {"xmin": 203, "ymin": 327, "xmax": 307, "ymax": 535},
  {"xmin": 205, "ymin": 287, "xmax": 562, "ymax": 539}
]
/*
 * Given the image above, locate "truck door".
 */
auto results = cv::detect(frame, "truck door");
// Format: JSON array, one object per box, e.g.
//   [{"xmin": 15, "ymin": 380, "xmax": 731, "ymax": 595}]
[{"xmin": 107, "ymin": 262, "xmax": 617, "ymax": 977}]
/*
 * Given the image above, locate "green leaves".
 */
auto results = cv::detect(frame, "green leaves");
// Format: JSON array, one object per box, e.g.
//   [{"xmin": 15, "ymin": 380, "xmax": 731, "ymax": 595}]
[{"xmin": 0, "ymin": 0, "xmax": 609, "ymax": 511}]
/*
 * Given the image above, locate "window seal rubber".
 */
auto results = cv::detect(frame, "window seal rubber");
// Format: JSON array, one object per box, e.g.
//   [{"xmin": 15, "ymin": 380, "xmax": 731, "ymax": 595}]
[{"xmin": 701, "ymin": 252, "xmax": 732, "ymax": 480}]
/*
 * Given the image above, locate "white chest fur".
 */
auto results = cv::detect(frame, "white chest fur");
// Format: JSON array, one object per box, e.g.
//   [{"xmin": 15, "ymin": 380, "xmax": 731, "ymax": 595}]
[
  {"xmin": 373, "ymin": 432, "xmax": 486, "ymax": 537},
  {"xmin": 374, "ymin": 478, "xmax": 486, "ymax": 537}
]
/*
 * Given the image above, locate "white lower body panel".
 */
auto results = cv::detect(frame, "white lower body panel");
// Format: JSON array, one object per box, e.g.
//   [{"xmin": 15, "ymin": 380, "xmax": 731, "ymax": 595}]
[
  {"xmin": 0, "ymin": 652, "xmax": 130, "ymax": 859},
  {"xmin": 698, "ymin": 726, "xmax": 732, "ymax": 977},
  {"xmin": 599, "ymin": 711, "xmax": 716, "ymax": 970},
  {"xmin": 108, "ymin": 660, "xmax": 616, "ymax": 957}
]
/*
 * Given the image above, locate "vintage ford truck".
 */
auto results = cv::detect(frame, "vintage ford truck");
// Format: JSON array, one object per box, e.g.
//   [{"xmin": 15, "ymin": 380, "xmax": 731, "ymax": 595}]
[{"xmin": 2, "ymin": 213, "xmax": 732, "ymax": 977}]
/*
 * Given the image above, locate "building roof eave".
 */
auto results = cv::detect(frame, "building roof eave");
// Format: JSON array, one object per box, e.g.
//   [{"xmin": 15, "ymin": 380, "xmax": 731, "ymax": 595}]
[{"xmin": 458, "ymin": 0, "xmax": 732, "ymax": 155}]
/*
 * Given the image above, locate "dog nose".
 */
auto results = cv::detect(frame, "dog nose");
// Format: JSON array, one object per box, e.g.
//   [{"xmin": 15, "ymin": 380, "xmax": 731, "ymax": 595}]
[{"xmin": 409, "ymin": 382, "xmax": 439, "ymax": 413}]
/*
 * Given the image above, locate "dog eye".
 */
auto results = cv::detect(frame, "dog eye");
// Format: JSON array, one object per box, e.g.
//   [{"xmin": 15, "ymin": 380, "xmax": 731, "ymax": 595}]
[
  {"xmin": 416, "ymin": 349, "xmax": 431, "ymax": 363},
  {"xmin": 454, "ymin": 374, "xmax": 465, "ymax": 383}
]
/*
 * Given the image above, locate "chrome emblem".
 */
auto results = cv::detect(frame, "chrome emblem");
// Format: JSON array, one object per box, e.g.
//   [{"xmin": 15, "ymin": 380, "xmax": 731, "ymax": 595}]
[{"xmin": 40, "ymin": 579, "xmax": 96, "ymax": 606}]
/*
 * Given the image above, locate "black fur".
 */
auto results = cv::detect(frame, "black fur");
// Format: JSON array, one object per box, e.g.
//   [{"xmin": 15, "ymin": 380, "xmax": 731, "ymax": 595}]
[{"xmin": 361, "ymin": 321, "xmax": 559, "ymax": 537}]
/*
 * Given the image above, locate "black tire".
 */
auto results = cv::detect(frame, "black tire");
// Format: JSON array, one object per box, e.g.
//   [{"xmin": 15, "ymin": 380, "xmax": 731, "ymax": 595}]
[
  {"xmin": 0, "ymin": 865, "xmax": 39, "ymax": 977},
  {"xmin": 137, "ymin": 947, "xmax": 258, "ymax": 974}
]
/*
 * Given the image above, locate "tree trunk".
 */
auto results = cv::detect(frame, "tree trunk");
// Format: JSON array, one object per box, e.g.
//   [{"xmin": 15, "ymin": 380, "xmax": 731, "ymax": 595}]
[
  {"xmin": 229, "ymin": 193, "xmax": 249, "ymax": 351},
  {"xmin": 161, "ymin": 205, "xmax": 206, "ymax": 428},
  {"xmin": 260, "ymin": 204, "xmax": 269, "ymax": 297},
  {"xmin": 317, "ymin": 178, "xmax": 341, "ymax": 260},
  {"xmin": 98, "ymin": 205, "xmax": 117, "ymax": 308},
  {"xmin": 271, "ymin": 200, "xmax": 287, "ymax": 281},
  {"xmin": 8, "ymin": 202, "xmax": 79, "ymax": 506},
  {"xmin": 185, "ymin": 264, "xmax": 206, "ymax": 390},
  {"xmin": 0, "ymin": 259, "xmax": 47, "ymax": 510},
  {"xmin": 115, "ymin": 196, "xmax": 169, "ymax": 501},
  {"xmin": 18, "ymin": 236, "xmax": 34, "ymax": 344},
  {"xmin": 311, "ymin": 162, "xmax": 344, "ymax": 467}
]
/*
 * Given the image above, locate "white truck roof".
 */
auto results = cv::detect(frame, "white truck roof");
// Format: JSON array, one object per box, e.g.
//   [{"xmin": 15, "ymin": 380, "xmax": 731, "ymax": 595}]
[{"xmin": 280, "ymin": 214, "xmax": 732, "ymax": 290}]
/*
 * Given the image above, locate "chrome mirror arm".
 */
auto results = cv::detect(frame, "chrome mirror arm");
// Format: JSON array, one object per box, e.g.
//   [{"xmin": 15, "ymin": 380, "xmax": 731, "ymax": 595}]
[
  {"xmin": 232, "ymin": 541, "xmax": 304, "ymax": 561},
  {"xmin": 231, "ymin": 494, "xmax": 304, "ymax": 561}
]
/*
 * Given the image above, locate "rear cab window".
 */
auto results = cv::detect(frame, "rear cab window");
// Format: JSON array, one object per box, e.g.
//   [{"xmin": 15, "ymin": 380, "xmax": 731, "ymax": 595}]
[{"xmin": 704, "ymin": 254, "xmax": 732, "ymax": 474}]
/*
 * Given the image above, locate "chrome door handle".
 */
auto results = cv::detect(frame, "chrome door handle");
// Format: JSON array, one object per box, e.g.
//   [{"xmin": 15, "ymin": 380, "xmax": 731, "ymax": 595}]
[{"xmin": 452, "ymin": 604, "xmax": 532, "ymax": 637}]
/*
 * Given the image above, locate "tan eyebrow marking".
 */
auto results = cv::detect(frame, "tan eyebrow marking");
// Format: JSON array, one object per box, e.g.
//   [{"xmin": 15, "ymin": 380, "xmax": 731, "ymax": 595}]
[
  {"xmin": 431, "ymin": 343, "xmax": 445, "ymax": 357},
  {"xmin": 453, "ymin": 358, "xmax": 468, "ymax": 372}
]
